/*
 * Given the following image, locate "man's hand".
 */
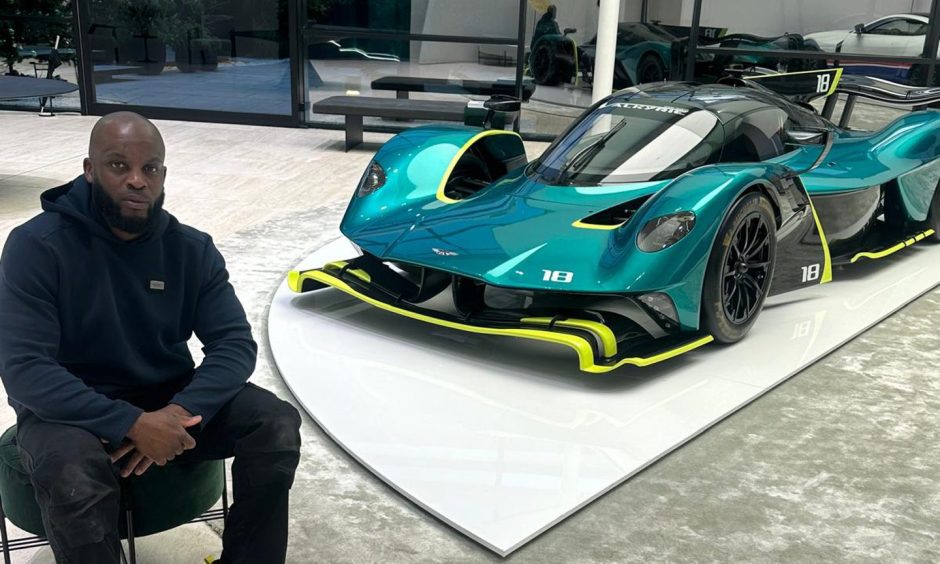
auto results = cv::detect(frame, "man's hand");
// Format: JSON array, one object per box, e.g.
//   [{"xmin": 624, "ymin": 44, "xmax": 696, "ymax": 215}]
[
  {"xmin": 109, "ymin": 442, "xmax": 155, "ymax": 477},
  {"xmin": 125, "ymin": 404, "xmax": 202, "ymax": 471}
]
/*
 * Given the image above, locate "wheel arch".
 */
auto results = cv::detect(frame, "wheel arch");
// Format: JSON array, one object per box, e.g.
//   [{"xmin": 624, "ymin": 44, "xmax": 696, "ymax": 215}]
[{"xmin": 608, "ymin": 164, "xmax": 789, "ymax": 332}]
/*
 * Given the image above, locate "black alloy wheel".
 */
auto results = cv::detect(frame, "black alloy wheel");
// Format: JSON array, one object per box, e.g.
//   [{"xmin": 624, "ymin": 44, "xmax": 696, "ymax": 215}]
[
  {"xmin": 721, "ymin": 213, "xmax": 773, "ymax": 324},
  {"xmin": 701, "ymin": 192, "xmax": 777, "ymax": 343}
]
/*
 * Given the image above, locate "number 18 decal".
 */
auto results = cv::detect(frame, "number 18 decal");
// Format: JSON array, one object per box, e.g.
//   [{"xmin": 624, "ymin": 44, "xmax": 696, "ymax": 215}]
[
  {"xmin": 801, "ymin": 263, "xmax": 820, "ymax": 282},
  {"xmin": 542, "ymin": 270, "xmax": 574, "ymax": 283},
  {"xmin": 816, "ymin": 73, "xmax": 831, "ymax": 94}
]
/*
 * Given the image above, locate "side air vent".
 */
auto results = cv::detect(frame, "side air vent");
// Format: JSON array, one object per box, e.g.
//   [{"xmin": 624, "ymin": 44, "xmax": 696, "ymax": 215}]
[
  {"xmin": 441, "ymin": 133, "xmax": 527, "ymax": 202},
  {"xmin": 443, "ymin": 150, "xmax": 492, "ymax": 200},
  {"xmin": 576, "ymin": 195, "xmax": 651, "ymax": 228}
]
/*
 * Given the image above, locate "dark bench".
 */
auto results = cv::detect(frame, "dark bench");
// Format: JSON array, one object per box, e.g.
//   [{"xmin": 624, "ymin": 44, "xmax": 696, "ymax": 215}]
[
  {"xmin": 371, "ymin": 76, "xmax": 535, "ymax": 101},
  {"xmin": 312, "ymin": 96, "xmax": 468, "ymax": 151}
]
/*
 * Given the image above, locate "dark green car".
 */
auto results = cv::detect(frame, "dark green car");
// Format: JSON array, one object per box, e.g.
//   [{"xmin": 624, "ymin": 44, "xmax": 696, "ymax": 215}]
[{"xmin": 530, "ymin": 22, "xmax": 824, "ymax": 88}]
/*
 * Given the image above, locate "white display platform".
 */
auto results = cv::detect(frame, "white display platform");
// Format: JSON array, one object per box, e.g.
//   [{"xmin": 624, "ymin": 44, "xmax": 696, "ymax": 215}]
[{"xmin": 268, "ymin": 236, "xmax": 940, "ymax": 556}]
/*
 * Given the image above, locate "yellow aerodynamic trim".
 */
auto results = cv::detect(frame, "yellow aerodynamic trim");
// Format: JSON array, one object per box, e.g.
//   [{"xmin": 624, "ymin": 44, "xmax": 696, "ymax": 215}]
[
  {"xmin": 743, "ymin": 67, "xmax": 843, "ymax": 96},
  {"xmin": 287, "ymin": 270, "xmax": 304, "ymax": 293},
  {"xmin": 436, "ymin": 130, "xmax": 523, "ymax": 204},
  {"xmin": 571, "ymin": 219, "xmax": 623, "ymax": 230},
  {"xmin": 807, "ymin": 198, "xmax": 833, "ymax": 284},
  {"xmin": 851, "ymin": 229, "xmax": 935, "ymax": 263},
  {"xmin": 522, "ymin": 317, "xmax": 619, "ymax": 358},
  {"xmin": 607, "ymin": 335, "xmax": 714, "ymax": 370},
  {"xmin": 290, "ymin": 269, "xmax": 714, "ymax": 373}
]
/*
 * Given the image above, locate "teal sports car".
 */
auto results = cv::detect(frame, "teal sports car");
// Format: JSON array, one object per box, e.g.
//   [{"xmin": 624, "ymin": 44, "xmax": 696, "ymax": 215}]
[{"xmin": 290, "ymin": 69, "xmax": 940, "ymax": 372}]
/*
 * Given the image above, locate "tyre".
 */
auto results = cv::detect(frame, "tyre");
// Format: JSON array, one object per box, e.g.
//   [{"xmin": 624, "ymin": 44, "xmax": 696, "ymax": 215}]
[
  {"xmin": 701, "ymin": 192, "xmax": 777, "ymax": 343},
  {"xmin": 532, "ymin": 43, "xmax": 561, "ymax": 85},
  {"xmin": 636, "ymin": 53, "xmax": 665, "ymax": 84}
]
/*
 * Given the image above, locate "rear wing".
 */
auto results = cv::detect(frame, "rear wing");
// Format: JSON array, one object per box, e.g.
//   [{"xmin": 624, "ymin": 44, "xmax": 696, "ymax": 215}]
[
  {"xmin": 743, "ymin": 68, "xmax": 940, "ymax": 106},
  {"xmin": 826, "ymin": 74, "xmax": 940, "ymax": 105},
  {"xmin": 742, "ymin": 69, "xmax": 940, "ymax": 127},
  {"xmin": 742, "ymin": 68, "xmax": 843, "ymax": 102}
]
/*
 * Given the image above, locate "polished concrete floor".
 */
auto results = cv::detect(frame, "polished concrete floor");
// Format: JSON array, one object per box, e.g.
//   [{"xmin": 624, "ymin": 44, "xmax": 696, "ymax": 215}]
[{"xmin": 0, "ymin": 104, "xmax": 938, "ymax": 563}]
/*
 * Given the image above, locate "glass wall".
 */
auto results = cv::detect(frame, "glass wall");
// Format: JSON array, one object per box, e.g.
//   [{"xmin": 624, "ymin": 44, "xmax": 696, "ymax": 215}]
[
  {"xmin": 0, "ymin": 1, "xmax": 80, "ymax": 112},
  {"xmin": 83, "ymin": 0, "xmax": 294, "ymax": 116},
  {"xmin": 303, "ymin": 0, "xmax": 612, "ymax": 139}
]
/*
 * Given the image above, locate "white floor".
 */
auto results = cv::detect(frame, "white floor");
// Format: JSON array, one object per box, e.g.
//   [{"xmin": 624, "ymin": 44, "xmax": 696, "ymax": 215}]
[{"xmin": 268, "ymin": 235, "xmax": 940, "ymax": 556}]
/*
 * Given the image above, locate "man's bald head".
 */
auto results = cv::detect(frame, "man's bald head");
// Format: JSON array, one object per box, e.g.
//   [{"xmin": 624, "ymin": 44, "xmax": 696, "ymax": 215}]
[
  {"xmin": 88, "ymin": 111, "xmax": 165, "ymax": 160},
  {"xmin": 83, "ymin": 112, "xmax": 168, "ymax": 241}
]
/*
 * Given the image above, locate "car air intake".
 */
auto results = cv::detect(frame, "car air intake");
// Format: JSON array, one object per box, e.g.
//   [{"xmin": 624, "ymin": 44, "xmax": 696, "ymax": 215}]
[
  {"xmin": 443, "ymin": 151, "xmax": 492, "ymax": 200},
  {"xmin": 577, "ymin": 195, "xmax": 651, "ymax": 227}
]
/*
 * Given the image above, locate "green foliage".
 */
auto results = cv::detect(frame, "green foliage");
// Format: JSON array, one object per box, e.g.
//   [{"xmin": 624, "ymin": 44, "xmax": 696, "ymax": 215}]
[
  {"xmin": 117, "ymin": 0, "xmax": 167, "ymax": 35},
  {"xmin": 0, "ymin": 0, "xmax": 72, "ymax": 75},
  {"xmin": 118, "ymin": 0, "xmax": 226, "ymax": 53}
]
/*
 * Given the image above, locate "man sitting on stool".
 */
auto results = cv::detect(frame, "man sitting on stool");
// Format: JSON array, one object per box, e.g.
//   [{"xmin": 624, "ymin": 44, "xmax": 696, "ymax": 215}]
[{"xmin": 0, "ymin": 112, "xmax": 302, "ymax": 564}]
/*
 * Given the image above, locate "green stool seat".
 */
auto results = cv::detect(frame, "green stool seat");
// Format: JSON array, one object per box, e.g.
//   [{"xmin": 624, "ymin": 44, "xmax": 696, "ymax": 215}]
[{"xmin": 0, "ymin": 424, "xmax": 224, "ymax": 541}]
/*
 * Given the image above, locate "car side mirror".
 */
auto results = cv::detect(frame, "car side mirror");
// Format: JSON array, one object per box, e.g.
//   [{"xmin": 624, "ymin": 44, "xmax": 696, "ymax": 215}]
[
  {"xmin": 786, "ymin": 129, "xmax": 825, "ymax": 145},
  {"xmin": 483, "ymin": 95, "xmax": 521, "ymax": 113},
  {"xmin": 854, "ymin": 23, "xmax": 865, "ymax": 34},
  {"xmin": 563, "ymin": 27, "xmax": 577, "ymax": 36}
]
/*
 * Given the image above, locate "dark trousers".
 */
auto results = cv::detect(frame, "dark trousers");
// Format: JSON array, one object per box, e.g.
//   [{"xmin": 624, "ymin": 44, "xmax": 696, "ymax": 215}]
[{"xmin": 15, "ymin": 383, "xmax": 302, "ymax": 564}]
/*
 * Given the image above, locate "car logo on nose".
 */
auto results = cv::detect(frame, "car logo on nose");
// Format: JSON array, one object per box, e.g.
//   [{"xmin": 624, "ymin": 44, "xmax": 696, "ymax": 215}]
[{"xmin": 432, "ymin": 248, "xmax": 458, "ymax": 256}]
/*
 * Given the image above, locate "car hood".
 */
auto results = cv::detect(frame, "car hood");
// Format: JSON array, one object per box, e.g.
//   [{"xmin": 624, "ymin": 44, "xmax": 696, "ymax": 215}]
[{"xmin": 341, "ymin": 168, "xmax": 669, "ymax": 291}]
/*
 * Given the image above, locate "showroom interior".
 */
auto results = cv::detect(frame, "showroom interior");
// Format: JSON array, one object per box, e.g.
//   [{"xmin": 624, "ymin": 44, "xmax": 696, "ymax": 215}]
[{"xmin": 1, "ymin": 0, "xmax": 940, "ymax": 562}]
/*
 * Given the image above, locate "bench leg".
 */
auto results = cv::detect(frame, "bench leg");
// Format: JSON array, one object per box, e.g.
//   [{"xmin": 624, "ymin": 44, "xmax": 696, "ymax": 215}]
[{"xmin": 345, "ymin": 115, "xmax": 363, "ymax": 151}]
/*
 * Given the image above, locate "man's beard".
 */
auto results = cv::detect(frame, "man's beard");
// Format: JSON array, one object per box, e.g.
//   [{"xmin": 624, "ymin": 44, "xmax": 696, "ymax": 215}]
[{"xmin": 91, "ymin": 180, "xmax": 165, "ymax": 235}]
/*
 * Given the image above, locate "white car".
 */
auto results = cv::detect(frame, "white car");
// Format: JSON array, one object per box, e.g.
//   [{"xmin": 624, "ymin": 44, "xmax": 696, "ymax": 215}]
[{"xmin": 805, "ymin": 13, "xmax": 931, "ymax": 84}]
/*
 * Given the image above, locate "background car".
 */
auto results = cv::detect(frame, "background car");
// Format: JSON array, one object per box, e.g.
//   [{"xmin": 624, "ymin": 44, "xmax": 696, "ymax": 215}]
[
  {"xmin": 804, "ymin": 13, "xmax": 934, "ymax": 84},
  {"xmin": 531, "ymin": 21, "xmax": 823, "ymax": 88}
]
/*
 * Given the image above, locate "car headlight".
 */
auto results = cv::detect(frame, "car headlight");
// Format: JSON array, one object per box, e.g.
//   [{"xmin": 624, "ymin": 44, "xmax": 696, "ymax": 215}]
[
  {"xmin": 357, "ymin": 161, "xmax": 386, "ymax": 197},
  {"xmin": 637, "ymin": 211, "xmax": 696, "ymax": 252}
]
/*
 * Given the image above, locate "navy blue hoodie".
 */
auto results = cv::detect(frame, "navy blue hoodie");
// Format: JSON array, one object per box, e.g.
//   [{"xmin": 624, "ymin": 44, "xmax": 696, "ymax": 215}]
[{"xmin": 0, "ymin": 176, "xmax": 257, "ymax": 444}]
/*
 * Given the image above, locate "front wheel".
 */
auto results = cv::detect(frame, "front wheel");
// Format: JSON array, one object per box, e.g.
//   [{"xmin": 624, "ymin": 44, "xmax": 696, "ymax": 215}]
[{"xmin": 701, "ymin": 192, "xmax": 777, "ymax": 343}]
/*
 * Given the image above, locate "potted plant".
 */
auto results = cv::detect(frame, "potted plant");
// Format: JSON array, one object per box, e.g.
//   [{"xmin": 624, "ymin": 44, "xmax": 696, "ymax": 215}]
[
  {"xmin": 118, "ymin": 0, "xmax": 168, "ymax": 75},
  {"xmin": 160, "ymin": 0, "xmax": 225, "ymax": 72}
]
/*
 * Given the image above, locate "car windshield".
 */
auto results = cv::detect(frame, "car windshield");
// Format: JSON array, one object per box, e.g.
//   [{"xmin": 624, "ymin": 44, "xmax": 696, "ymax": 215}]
[{"xmin": 532, "ymin": 102, "xmax": 722, "ymax": 185}]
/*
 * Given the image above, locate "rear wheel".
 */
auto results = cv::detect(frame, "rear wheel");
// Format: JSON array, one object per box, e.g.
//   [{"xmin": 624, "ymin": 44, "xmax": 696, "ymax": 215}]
[
  {"xmin": 532, "ymin": 43, "xmax": 561, "ymax": 85},
  {"xmin": 636, "ymin": 53, "xmax": 665, "ymax": 84},
  {"xmin": 701, "ymin": 193, "xmax": 777, "ymax": 343}
]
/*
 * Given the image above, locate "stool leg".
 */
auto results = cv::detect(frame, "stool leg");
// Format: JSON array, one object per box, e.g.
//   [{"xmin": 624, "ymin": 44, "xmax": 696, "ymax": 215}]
[
  {"xmin": 222, "ymin": 460, "xmax": 229, "ymax": 522},
  {"xmin": 0, "ymin": 495, "xmax": 11, "ymax": 564},
  {"xmin": 121, "ymin": 480, "xmax": 136, "ymax": 564},
  {"xmin": 125, "ymin": 507, "xmax": 136, "ymax": 564}
]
